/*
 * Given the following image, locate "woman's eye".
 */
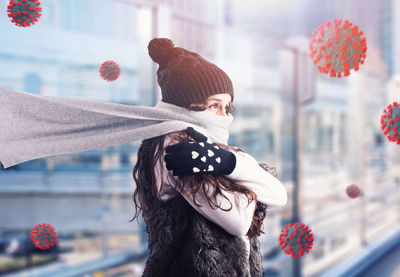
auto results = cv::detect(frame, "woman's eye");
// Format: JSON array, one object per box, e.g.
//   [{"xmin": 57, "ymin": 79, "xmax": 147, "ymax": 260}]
[{"xmin": 209, "ymin": 104, "xmax": 218, "ymax": 109}]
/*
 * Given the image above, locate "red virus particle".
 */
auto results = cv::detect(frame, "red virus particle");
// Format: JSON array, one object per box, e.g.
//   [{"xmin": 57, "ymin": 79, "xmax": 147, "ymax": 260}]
[
  {"xmin": 31, "ymin": 223, "xmax": 57, "ymax": 250},
  {"xmin": 309, "ymin": 19, "xmax": 367, "ymax": 78},
  {"xmin": 99, "ymin": 60, "xmax": 121, "ymax": 82},
  {"xmin": 279, "ymin": 222, "xmax": 313, "ymax": 257},
  {"xmin": 7, "ymin": 0, "xmax": 42, "ymax": 27},
  {"xmin": 346, "ymin": 184, "xmax": 360, "ymax": 198},
  {"xmin": 381, "ymin": 101, "xmax": 400, "ymax": 144}
]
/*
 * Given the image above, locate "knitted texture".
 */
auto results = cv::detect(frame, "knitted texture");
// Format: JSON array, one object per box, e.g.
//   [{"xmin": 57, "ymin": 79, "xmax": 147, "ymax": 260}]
[{"xmin": 148, "ymin": 38, "xmax": 234, "ymax": 108}]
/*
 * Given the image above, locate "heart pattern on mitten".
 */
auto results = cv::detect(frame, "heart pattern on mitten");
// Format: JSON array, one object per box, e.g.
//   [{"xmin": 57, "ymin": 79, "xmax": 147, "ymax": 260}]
[
  {"xmin": 164, "ymin": 128, "xmax": 237, "ymax": 176},
  {"xmin": 192, "ymin": 151, "xmax": 199, "ymax": 159}
]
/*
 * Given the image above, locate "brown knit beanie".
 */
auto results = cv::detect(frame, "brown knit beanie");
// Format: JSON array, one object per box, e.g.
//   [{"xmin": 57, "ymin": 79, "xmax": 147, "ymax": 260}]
[{"xmin": 147, "ymin": 38, "xmax": 234, "ymax": 108}]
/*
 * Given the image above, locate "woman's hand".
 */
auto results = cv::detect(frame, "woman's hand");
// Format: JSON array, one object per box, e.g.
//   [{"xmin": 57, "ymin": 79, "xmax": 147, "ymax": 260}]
[{"xmin": 164, "ymin": 127, "xmax": 237, "ymax": 176}]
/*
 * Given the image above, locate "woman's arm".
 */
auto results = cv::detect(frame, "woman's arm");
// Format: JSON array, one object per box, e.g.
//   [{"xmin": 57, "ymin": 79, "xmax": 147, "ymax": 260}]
[
  {"xmin": 226, "ymin": 150, "xmax": 288, "ymax": 207},
  {"xmin": 153, "ymin": 135, "xmax": 256, "ymax": 237}
]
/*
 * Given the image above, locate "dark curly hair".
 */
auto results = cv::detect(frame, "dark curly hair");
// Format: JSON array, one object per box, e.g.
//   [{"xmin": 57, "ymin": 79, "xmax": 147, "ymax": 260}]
[{"xmin": 129, "ymin": 99, "xmax": 277, "ymax": 240}]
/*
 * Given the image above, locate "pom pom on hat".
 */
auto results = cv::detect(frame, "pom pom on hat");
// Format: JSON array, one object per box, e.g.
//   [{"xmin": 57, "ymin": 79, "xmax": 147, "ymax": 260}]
[{"xmin": 148, "ymin": 38, "xmax": 175, "ymax": 65}]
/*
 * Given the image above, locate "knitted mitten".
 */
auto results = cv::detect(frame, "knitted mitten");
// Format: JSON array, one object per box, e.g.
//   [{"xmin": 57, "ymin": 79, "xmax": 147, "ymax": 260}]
[{"xmin": 164, "ymin": 127, "xmax": 236, "ymax": 176}]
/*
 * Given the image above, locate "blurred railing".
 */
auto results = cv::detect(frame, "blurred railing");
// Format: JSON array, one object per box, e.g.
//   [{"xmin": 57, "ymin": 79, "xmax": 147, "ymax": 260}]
[
  {"xmin": 258, "ymin": 166, "xmax": 400, "ymax": 276},
  {"xmin": 2, "ymin": 247, "xmax": 149, "ymax": 277}
]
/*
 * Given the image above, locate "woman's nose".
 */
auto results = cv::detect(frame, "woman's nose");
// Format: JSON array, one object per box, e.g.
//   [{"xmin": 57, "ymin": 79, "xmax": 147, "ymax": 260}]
[{"xmin": 217, "ymin": 109, "xmax": 226, "ymax": 116}]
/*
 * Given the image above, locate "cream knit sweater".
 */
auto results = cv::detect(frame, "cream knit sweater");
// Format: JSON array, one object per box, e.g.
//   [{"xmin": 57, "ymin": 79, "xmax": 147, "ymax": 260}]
[{"xmin": 153, "ymin": 135, "xmax": 288, "ymax": 259}]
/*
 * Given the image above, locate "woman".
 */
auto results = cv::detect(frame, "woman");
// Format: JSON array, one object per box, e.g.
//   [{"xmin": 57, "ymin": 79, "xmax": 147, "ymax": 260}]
[{"xmin": 130, "ymin": 38, "xmax": 287, "ymax": 277}]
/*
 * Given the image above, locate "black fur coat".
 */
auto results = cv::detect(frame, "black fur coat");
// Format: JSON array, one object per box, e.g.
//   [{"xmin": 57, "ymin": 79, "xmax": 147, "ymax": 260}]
[{"xmin": 136, "ymin": 139, "xmax": 264, "ymax": 277}]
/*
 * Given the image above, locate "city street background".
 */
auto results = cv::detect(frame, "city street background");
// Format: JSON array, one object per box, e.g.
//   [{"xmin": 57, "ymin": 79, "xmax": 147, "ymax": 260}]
[{"xmin": 0, "ymin": 0, "xmax": 399, "ymax": 276}]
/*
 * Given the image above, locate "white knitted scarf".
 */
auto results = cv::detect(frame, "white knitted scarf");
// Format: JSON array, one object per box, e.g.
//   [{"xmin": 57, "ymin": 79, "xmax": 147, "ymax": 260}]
[{"xmin": 0, "ymin": 87, "xmax": 233, "ymax": 169}]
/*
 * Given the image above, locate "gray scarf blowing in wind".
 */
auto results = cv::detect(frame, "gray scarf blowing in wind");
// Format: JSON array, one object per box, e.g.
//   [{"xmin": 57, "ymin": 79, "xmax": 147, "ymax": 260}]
[{"xmin": 0, "ymin": 87, "xmax": 233, "ymax": 169}]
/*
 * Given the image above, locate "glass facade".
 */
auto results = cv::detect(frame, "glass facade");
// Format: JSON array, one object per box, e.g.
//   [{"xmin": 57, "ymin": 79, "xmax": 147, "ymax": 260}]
[{"xmin": 0, "ymin": 0, "xmax": 399, "ymax": 276}]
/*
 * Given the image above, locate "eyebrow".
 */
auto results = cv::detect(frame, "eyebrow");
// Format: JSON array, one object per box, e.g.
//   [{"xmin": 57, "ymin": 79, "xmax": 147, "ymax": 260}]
[{"xmin": 208, "ymin": 98, "xmax": 232, "ymax": 105}]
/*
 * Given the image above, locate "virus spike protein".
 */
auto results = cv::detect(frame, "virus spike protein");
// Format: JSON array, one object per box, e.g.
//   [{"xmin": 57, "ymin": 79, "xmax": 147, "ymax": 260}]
[
  {"xmin": 309, "ymin": 19, "xmax": 367, "ymax": 78},
  {"xmin": 381, "ymin": 102, "xmax": 400, "ymax": 144},
  {"xmin": 7, "ymin": 0, "xmax": 42, "ymax": 27},
  {"xmin": 31, "ymin": 223, "xmax": 57, "ymax": 250},
  {"xmin": 279, "ymin": 222, "xmax": 314, "ymax": 257}
]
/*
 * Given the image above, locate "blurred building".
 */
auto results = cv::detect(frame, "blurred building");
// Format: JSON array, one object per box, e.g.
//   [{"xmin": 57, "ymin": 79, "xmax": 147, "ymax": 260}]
[
  {"xmin": 227, "ymin": 1, "xmax": 399, "ymax": 277},
  {"xmin": 0, "ymin": 1, "xmax": 399, "ymax": 276},
  {"xmin": 393, "ymin": 0, "xmax": 400, "ymax": 77},
  {"xmin": 382, "ymin": 0, "xmax": 400, "ymax": 78}
]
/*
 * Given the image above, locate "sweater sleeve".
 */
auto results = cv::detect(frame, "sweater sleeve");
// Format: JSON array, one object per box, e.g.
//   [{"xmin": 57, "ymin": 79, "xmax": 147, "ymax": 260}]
[
  {"xmin": 226, "ymin": 150, "xmax": 288, "ymax": 207},
  {"xmin": 153, "ymin": 136, "xmax": 256, "ymax": 237}
]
